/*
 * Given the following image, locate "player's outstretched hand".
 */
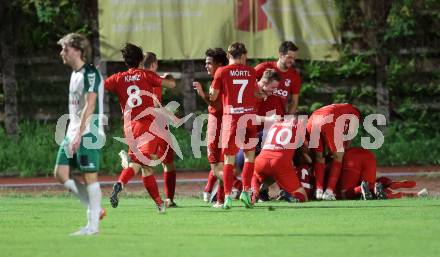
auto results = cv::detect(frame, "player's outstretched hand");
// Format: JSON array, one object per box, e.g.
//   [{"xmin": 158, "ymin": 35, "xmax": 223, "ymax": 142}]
[{"xmin": 192, "ymin": 81, "xmax": 205, "ymax": 97}]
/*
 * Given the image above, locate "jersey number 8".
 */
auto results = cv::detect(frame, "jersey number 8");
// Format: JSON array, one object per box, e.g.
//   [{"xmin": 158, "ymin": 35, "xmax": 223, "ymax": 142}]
[{"xmin": 127, "ymin": 85, "xmax": 142, "ymax": 108}]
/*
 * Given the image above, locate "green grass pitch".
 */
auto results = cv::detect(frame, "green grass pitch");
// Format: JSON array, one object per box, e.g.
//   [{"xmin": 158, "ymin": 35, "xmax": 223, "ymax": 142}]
[{"xmin": 1, "ymin": 196, "xmax": 439, "ymax": 257}]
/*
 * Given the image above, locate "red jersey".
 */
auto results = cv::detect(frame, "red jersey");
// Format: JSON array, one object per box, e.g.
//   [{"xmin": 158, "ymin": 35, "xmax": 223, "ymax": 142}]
[
  {"xmin": 255, "ymin": 61, "xmax": 301, "ymax": 116},
  {"xmin": 312, "ymin": 103, "xmax": 361, "ymax": 119},
  {"xmin": 259, "ymin": 118, "xmax": 302, "ymax": 160},
  {"xmin": 342, "ymin": 147, "xmax": 376, "ymax": 176},
  {"xmin": 153, "ymin": 86, "xmax": 162, "ymax": 104},
  {"xmin": 208, "ymin": 81, "xmax": 222, "ymax": 116},
  {"xmin": 105, "ymin": 68, "xmax": 162, "ymax": 121},
  {"xmin": 212, "ymin": 63, "xmax": 258, "ymax": 116}
]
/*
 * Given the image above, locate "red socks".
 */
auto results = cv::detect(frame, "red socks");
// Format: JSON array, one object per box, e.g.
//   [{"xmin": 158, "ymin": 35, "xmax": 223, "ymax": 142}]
[
  {"xmin": 390, "ymin": 180, "xmax": 416, "ymax": 190},
  {"xmin": 217, "ymin": 183, "xmax": 225, "ymax": 203},
  {"xmin": 242, "ymin": 162, "xmax": 254, "ymax": 191},
  {"xmin": 233, "ymin": 177, "xmax": 243, "ymax": 191},
  {"xmin": 204, "ymin": 170, "xmax": 217, "ymax": 193},
  {"xmin": 326, "ymin": 161, "xmax": 342, "ymax": 192},
  {"xmin": 142, "ymin": 175, "xmax": 163, "ymax": 205},
  {"xmin": 118, "ymin": 167, "xmax": 135, "ymax": 185},
  {"xmin": 314, "ymin": 162, "xmax": 326, "ymax": 190},
  {"xmin": 164, "ymin": 171, "xmax": 176, "ymax": 200},
  {"xmin": 223, "ymin": 164, "xmax": 234, "ymax": 195}
]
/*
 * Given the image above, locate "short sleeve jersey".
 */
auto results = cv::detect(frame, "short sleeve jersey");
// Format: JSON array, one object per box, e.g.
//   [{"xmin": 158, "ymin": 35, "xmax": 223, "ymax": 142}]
[
  {"xmin": 255, "ymin": 61, "xmax": 301, "ymax": 116},
  {"xmin": 312, "ymin": 103, "xmax": 361, "ymax": 120},
  {"xmin": 105, "ymin": 68, "xmax": 162, "ymax": 121},
  {"xmin": 208, "ymin": 81, "xmax": 223, "ymax": 116},
  {"xmin": 212, "ymin": 63, "xmax": 258, "ymax": 116},
  {"xmin": 67, "ymin": 63, "xmax": 104, "ymax": 139},
  {"xmin": 342, "ymin": 147, "xmax": 376, "ymax": 176}
]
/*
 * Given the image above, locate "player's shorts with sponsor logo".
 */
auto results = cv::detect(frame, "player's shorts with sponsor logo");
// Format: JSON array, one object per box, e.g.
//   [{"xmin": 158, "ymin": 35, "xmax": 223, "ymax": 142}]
[
  {"xmin": 254, "ymin": 151, "xmax": 302, "ymax": 193},
  {"xmin": 207, "ymin": 113, "xmax": 223, "ymax": 164},
  {"xmin": 55, "ymin": 133, "xmax": 101, "ymax": 172},
  {"xmin": 221, "ymin": 114, "xmax": 257, "ymax": 155}
]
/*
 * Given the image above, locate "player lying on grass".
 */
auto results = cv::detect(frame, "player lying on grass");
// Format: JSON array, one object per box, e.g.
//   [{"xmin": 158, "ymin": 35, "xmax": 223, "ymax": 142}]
[
  {"xmin": 54, "ymin": 33, "xmax": 105, "ymax": 235},
  {"xmin": 105, "ymin": 43, "xmax": 175, "ymax": 213},
  {"xmin": 376, "ymin": 176, "xmax": 429, "ymax": 199},
  {"xmin": 277, "ymin": 146, "xmax": 429, "ymax": 201}
]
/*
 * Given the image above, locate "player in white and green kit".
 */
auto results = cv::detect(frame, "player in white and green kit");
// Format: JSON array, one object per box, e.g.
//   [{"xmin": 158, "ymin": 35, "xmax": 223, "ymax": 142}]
[{"xmin": 54, "ymin": 33, "xmax": 105, "ymax": 236}]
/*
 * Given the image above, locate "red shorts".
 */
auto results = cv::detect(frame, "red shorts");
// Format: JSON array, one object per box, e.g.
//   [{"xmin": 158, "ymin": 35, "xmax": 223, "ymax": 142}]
[
  {"xmin": 254, "ymin": 155, "xmax": 301, "ymax": 194},
  {"xmin": 124, "ymin": 119, "xmax": 159, "ymax": 166},
  {"xmin": 307, "ymin": 110, "xmax": 359, "ymax": 153},
  {"xmin": 338, "ymin": 148, "xmax": 376, "ymax": 192},
  {"xmin": 221, "ymin": 114, "xmax": 258, "ymax": 155},
  {"xmin": 207, "ymin": 113, "xmax": 223, "ymax": 164},
  {"xmin": 306, "ymin": 114, "xmax": 339, "ymax": 153},
  {"xmin": 156, "ymin": 128, "xmax": 174, "ymax": 164}
]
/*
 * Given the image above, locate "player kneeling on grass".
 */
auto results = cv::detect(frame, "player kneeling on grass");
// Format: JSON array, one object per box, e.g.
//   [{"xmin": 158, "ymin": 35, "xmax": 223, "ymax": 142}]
[
  {"xmin": 54, "ymin": 33, "xmax": 105, "ymax": 236},
  {"xmin": 104, "ymin": 43, "xmax": 175, "ymax": 213},
  {"xmin": 339, "ymin": 146, "xmax": 428, "ymax": 200},
  {"xmin": 251, "ymin": 116, "xmax": 308, "ymax": 204}
]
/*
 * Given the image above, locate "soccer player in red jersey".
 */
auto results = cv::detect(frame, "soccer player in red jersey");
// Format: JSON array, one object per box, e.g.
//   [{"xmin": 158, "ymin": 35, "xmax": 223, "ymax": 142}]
[
  {"xmin": 255, "ymin": 41, "xmax": 301, "ymax": 116},
  {"xmin": 210, "ymin": 42, "xmax": 259, "ymax": 209},
  {"xmin": 142, "ymin": 52, "xmax": 178, "ymax": 207},
  {"xmin": 105, "ymin": 43, "xmax": 175, "ymax": 213},
  {"xmin": 338, "ymin": 147, "xmax": 379, "ymax": 200},
  {"xmin": 193, "ymin": 48, "xmax": 228, "ymax": 207},
  {"xmin": 306, "ymin": 103, "xmax": 361, "ymax": 200},
  {"xmin": 338, "ymin": 147, "xmax": 428, "ymax": 200},
  {"xmin": 252, "ymin": 117, "xmax": 308, "ymax": 203},
  {"xmin": 375, "ymin": 176, "xmax": 428, "ymax": 199}
]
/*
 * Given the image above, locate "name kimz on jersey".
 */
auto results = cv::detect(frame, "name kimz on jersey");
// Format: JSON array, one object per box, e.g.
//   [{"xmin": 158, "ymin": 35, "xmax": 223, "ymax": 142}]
[{"xmin": 125, "ymin": 74, "xmax": 141, "ymax": 82}]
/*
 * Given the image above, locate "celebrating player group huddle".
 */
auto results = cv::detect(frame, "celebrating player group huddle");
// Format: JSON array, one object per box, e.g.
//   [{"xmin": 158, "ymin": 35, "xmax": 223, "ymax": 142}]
[{"xmin": 54, "ymin": 33, "xmax": 426, "ymax": 236}]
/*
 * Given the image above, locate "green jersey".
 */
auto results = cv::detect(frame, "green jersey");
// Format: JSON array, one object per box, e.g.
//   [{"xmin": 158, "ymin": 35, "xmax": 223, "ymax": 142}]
[{"xmin": 67, "ymin": 63, "xmax": 104, "ymax": 139}]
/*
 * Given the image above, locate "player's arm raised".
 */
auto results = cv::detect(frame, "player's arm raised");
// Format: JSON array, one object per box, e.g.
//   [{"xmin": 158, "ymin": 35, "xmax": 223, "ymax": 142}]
[
  {"xmin": 193, "ymin": 81, "xmax": 211, "ymax": 105},
  {"xmin": 161, "ymin": 73, "xmax": 176, "ymax": 89}
]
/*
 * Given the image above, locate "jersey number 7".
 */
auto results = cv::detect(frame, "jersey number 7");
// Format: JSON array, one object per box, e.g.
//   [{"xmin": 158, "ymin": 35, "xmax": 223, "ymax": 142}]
[{"xmin": 233, "ymin": 79, "xmax": 248, "ymax": 104}]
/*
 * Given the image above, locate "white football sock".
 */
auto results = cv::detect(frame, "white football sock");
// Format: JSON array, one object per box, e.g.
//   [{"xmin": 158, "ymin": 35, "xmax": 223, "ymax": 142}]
[
  {"xmin": 73, "ymin": 179, "xmax": 89, "ymax": 208},
  {"xmin": 86, "ymin": 182, "xmax": 102, "ymax": 231},
  {"xmin": 63, "ymin": 179, "xmax": 79, "ymax": 194}
]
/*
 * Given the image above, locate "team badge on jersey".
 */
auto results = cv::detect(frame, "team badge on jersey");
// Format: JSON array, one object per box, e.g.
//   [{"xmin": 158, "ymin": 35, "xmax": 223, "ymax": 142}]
[{"xmin": 285, "ymin": 79, "xmax": 291, "ymax": 87}]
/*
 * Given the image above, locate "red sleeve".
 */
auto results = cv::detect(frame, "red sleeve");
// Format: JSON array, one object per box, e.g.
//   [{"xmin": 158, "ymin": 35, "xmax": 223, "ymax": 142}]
[
  {"xmin": 147, "ymin": 71, "xmax": 163, "ymax": 87},
  {"xmin": 211, "ymin": 67, "xmax": 223, "ymax": 90},
  {"xmin": 254, "ymin": 62, "xmax": 268, "ymax": 80},
  {"xmin": 291, "ymin": 70, "xmax": 301, "ymax": 95},
  {"xmin": 104, "ymin": 74, "xmax": 118, "ymax": 93}
]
